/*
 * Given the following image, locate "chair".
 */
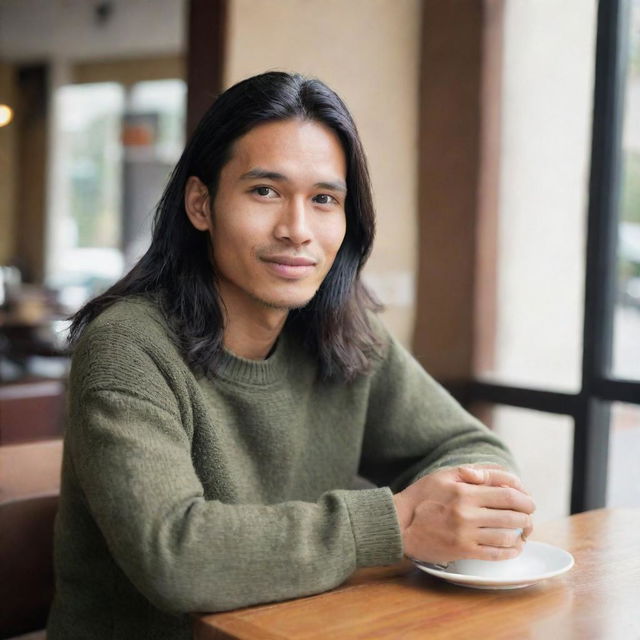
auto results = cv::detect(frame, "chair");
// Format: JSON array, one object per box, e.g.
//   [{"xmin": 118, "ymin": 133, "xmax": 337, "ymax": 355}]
[
  {"xmin": 0, "ymin": 439, "xmax": 63, "ymax": 639},
  {"xmin": 0, "ymin": 493, "xmax": 58, "ymax": 639},
  {"xmin": 0, "ymin": 379, "xmax": 65, "ymax": 445}
]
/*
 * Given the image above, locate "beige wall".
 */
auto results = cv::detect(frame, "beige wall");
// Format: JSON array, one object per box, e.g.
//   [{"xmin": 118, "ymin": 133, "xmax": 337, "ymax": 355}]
[
  {"xmin": 72, "ymin": 55, "xmax": 185, "ymax": 85},
  {"xmin": 224, "ymin": 0, "xmax": 421, "ymax": 346},
  {"xmin": 0, "ymin": 62, "xmax": 17, "ymax": 264}
]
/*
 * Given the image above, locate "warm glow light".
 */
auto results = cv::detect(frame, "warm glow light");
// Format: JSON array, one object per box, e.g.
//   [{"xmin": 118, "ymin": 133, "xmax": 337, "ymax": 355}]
[{"xmin": 0, "ymin": 104, "xmax": 14, "ymax": 127}]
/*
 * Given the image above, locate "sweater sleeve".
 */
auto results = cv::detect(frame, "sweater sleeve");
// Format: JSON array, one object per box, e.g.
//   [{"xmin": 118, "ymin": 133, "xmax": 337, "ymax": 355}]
[
  {"xmin": 358, "ymin": 327, "xmax": 517, "ymax": 492},
  {"xmin": 67, "ymin": 329, "xmax": 402, "ymax": 615}
]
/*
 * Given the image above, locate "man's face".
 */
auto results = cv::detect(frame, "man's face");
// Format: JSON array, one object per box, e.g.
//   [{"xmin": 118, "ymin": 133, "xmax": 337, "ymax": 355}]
[{"xmin": 206, "ymin": 119, "xmax": 348, "ymax": 316}]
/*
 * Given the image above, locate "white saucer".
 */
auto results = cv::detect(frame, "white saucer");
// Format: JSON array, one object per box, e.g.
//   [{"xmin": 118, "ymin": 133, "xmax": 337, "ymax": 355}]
[{"xmin": 413, "ymin": 541, "xmax": 574, "ymax": 590}]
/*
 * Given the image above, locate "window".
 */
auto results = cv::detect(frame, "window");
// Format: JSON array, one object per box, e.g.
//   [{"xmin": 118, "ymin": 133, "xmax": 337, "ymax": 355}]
[
  {"xmin": 613, "ymin": 1, "xmax": 640, "ymax": 381},
  {"xmin": 471, "ymin": 0, "xmax": 640, "ymax": 514},
  {"xmin": 477, "ymin": 0, "xmax": 596, "ymax": 394},
  {"xmin": 47, "ymin": 79, "xmax": 186, "ymax": 313}
]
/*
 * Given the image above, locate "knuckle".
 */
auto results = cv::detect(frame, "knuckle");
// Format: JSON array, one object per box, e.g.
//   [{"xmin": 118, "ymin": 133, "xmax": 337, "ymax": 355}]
[
  {"xmin": 451, "ymin": 531, "xmax": 465, "ymax": 549},
  {"xmin": 445, "ymin": 524, "xmax": 464, "ymax": 549},
  {"xmin": 451, "ymin": 482, "xmax": 467, "ymax": 499},
  {"xmin": 504, "ymin": 487, "xmax": 523, "ymax": 508},
  {"xmin": 496, "ymin": 532, "xmax": 512, "ymax": 547},
  {"xmin": 506, "ymin": 487, "xmax": 519, "ymax": 503},
  {"xmin": 450, "ymin": 505, "xmax": 466, "ymax": 527}
]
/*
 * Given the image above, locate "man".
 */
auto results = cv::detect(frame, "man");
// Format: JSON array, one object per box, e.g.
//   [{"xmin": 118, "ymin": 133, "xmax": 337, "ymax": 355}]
[{"xmin": 48, "ymin": 72, "xmax": 534, "ymax": 639}]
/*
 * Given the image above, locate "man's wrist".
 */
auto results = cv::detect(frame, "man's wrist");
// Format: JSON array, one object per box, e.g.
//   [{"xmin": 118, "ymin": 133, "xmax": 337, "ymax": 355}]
[{"xmin": 392, "ymin": 490, "xmax": 412, "ymax": 533}]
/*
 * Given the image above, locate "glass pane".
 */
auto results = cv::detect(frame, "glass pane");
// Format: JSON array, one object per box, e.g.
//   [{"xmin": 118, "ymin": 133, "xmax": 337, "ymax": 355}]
[
  {"xmin": 121, "ymin": 79, "xmax": 186, "ymax": 267},
  {"xmin": 613, "ymin": 0, "xmax": 640, "ymax": 380},
  {"xmin": 58, "ymin": 82, "xmax": 124, "ymax": 250},
  {"xmin": 128, "ymin": 79, "xmax": 186, "ymax": 160},
  {"xmin": 47, "ymin": 82, "xmax": 125, "ymax": 312},
  {"xmin": 607, "ymin": 402, "xmax": 640, "ymax": 507},
  {"xmin": 477, "ymin": 1, "xmax": 598, "ymax": 392},
  {"xmin": 483, "ymin": 405, "xmax": 573, "ymax": 524}
]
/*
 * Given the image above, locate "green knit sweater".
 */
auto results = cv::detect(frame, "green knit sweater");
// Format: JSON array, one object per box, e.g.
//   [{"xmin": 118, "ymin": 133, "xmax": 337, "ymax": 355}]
[{"xmin": 47, "ymin": 297, "xmax": 514, "ymax": 639}]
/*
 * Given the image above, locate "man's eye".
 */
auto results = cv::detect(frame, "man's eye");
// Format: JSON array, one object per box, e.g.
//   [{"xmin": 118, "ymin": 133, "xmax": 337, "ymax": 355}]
[
  {"xmin": 253, "ymin": 186, "xmax": 277, "ymax": 197},
  {"xmin": 313, "ymin": 194, "xmax": 337, "ymax": 205}
]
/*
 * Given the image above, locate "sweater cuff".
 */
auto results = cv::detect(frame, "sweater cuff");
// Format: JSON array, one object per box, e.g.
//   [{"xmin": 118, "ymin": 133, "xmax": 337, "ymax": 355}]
[{"xmin": 339, "ymin": 487, "xmax": 403, "ymax": 568}]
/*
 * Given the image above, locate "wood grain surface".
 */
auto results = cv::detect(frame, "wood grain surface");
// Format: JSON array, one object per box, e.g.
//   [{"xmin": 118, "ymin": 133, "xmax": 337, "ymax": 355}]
[{"xmin": 193, "ymin": 509, "xmax": 640, "ymax": 640}]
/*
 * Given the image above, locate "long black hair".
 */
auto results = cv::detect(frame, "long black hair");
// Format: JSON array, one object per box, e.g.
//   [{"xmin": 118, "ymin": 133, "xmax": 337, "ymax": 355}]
[{"xmin": 69, "ymin": 71, "xmax": 382, "ymax": 381}]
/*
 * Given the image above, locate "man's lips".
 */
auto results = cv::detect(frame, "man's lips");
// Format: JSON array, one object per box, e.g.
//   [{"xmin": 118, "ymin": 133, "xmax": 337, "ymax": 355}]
[
  {"xmin": 260, "ymin": 255, "xmax": 318, "ymax": 279},
  {"xmin": 260, "ymin": 255, "xmax": 317, "ymax": 267}
]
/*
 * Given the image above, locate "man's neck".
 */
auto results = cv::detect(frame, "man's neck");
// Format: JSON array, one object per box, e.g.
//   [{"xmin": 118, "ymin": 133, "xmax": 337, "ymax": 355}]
[
  {"xmin": 220, "ymin": 290, "xmax": 288, "ymax": 360},
  {"xmin": 224, "ymin": 312, "xmax": 287, "ymax": 360}
]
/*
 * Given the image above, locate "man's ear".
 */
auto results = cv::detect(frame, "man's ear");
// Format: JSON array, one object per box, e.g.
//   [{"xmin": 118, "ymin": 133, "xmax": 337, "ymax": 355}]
[{"xmin": 185, "ymin": 176, "xmax": 212, "ymax": 231}]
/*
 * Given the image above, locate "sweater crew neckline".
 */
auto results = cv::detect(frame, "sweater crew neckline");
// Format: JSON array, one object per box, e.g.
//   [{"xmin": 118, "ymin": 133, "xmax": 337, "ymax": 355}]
[{"xmin": 216, "ymin": 336, "xmax": 289, "ymax": 385}]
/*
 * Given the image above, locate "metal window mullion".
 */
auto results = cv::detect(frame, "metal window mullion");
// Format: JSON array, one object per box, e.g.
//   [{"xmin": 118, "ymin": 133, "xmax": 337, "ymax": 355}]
[
  {"xmin": 470, "ymin": 382, "xmax": 579, "ymax": 416},
  {"xmin": 573, "ymin": 0, "xmax": 629, "ymax": 513},
  {"xmin": 594, "ymin": 377, "xmax": 640, "ymax": 404}
]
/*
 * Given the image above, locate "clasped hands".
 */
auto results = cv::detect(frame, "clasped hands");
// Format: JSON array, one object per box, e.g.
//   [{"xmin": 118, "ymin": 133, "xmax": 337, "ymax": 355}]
[{"xmin": 392, "ymin": 465, "xmax": 535, "ymax": 565}]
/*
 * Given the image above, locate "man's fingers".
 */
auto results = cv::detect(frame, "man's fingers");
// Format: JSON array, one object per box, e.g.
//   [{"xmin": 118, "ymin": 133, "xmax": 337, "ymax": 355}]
[
  {"xmin": 475, "ymin": 527, "xmax": 526, "ymax": 549},
  {"xmin": 457, "ymin": 466, "xmax": 525, "ymax": 493},
  {"xmin": 468, "ymin": 463, "xmax": 504, "ymax": 470},
  {"xmin": 472, "ymin": 543, "xmax": 524, "ymax": 562},
  {"xmin": 398, "ymin": 467, "xmax": 535, "ymax": 564},
  {"xmin": 470, "ymin": 485, "xmax": 536, "ymax": 514},
  {"xmin": 473, "ymin": 508, "xmax": 532, "ymax": 532}
]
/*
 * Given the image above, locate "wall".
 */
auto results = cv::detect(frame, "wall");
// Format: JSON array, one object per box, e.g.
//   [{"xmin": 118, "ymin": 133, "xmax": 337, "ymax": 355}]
[{"xmin": 224, "ymin": 0, "xmax": 422, "ymax": 346}]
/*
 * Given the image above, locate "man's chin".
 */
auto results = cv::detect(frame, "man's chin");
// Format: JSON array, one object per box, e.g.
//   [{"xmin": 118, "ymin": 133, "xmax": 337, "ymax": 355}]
[{"xmin": 250, "ymin": 292, "xmax": 315, "ymax": 312}]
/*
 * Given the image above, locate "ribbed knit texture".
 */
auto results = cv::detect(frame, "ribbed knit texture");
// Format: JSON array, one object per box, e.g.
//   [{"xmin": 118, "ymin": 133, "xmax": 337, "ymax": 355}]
[{"xmin": 47, "ymin": 297, "xmax": 515, "ymax": 639}]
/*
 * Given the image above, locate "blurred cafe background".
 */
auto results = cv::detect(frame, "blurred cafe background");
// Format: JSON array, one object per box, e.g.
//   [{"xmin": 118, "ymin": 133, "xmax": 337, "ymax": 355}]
[{"xmin": 0, "ymin": 0, "xmax": 639, "ymax": 634}]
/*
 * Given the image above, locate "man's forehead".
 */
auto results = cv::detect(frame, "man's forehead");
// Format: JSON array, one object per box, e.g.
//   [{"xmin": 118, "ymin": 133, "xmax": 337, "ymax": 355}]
[{"xmin": 224, "ymin": 120, "xmax": 347, "ymax": 184}]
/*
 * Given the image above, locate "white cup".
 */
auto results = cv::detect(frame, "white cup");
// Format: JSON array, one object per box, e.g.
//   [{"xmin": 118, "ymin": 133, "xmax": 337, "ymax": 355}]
[{"xmin": 450, "ymin": 529, "xmax": 526, "ymax": 578}]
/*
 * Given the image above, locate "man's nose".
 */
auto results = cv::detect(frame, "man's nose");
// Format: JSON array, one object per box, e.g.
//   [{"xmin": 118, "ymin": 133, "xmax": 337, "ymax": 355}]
[{"xmin": 274, "ymin": 196, "xmax": 312, "ymax": 245}]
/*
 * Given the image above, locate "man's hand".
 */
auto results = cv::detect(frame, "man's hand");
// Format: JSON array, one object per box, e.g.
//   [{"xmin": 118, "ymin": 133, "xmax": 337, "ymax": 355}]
[{"xmin": 392, "ymin": 466, "xmax": 535, "ymax": 565}]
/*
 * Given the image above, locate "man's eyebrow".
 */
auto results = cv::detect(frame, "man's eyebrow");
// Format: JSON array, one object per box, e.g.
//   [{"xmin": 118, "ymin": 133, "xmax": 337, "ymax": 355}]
[
  {"xmin": 314, "ymin": 180, "xmax": 347, "ymax": 193},
  {"xmin": 239, "ymin": 168, "xmax": 288, "ymax": 182},
  {"xmin": 239, "ymin": 168, "xmax": 347, "ymax": 193}
]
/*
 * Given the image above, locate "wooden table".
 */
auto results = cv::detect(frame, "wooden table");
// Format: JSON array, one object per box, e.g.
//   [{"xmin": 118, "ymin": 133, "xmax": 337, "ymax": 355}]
[{"xmin": 193, "ymin": 508, "xmax": 640, "ymax": 640}]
